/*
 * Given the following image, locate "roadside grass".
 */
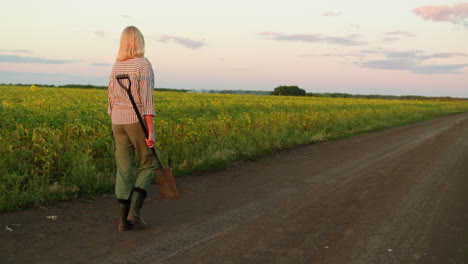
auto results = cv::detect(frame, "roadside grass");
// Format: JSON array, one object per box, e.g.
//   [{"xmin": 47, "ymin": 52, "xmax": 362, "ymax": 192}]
[{"xmin": 1, "ymin": 85, "xmax": 468, "ymax": 212}]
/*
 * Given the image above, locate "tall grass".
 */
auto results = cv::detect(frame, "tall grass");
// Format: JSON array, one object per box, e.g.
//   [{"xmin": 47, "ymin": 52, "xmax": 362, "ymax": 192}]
[{"xmin": 1, "ymin": 85, "xmax": 467, "ymax": 212}]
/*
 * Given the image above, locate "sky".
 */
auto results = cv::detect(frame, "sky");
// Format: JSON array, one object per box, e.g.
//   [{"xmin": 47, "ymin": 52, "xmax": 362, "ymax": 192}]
[{"xmin": 1, "ymin": 0, "xmax": 468, "ymax": 97}]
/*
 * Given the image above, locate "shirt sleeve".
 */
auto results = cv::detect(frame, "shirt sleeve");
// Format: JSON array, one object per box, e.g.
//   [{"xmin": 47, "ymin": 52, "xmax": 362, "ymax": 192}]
[
  {"xmin": 138, "ymin": 60, "xmax": 155, "ymax": 116},
  {"xmin": 107, "ymin": 69, "xmax": 116, "ymax": 116}
]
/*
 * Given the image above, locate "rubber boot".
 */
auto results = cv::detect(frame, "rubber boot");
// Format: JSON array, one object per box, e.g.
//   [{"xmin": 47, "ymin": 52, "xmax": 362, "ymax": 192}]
[
  {"xmin": 118, "ymin": 200, "xmax": 133, "ymax": 231},
  {"xmin": 127, "ymin": 188, "xmax": 147, "ymax": 229}
]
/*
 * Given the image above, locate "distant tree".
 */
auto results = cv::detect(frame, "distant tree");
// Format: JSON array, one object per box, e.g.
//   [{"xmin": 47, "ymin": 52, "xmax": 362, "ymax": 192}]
[{"xmin": 271, "ymin": 85, "xmax": 306, "ymax": 96}]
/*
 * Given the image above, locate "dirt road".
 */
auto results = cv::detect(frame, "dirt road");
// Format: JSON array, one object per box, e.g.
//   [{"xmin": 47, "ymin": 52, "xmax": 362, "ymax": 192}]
[{"xmin": 1, "ymin": 113, "xmax": 467, "ymax": 264}]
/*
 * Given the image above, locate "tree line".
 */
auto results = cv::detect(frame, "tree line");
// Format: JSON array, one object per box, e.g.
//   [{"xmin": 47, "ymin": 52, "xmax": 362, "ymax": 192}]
[
  {"xmin": 2, "ymin": 83, "xmax": 466, "ymax": 101},
  {"xmin": 271, "ymin": 85, "xmax": 467, "ymax": 101}
]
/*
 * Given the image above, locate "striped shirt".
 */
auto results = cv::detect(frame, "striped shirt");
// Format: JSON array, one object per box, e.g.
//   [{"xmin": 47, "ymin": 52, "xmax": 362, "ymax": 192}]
[{"xmin": 107, "ymin": 57, "xmax": 155, "ymax": 124}]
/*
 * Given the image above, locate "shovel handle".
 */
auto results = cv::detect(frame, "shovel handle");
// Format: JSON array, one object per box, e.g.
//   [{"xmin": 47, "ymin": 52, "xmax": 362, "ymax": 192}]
[{"xmin": 116, "ymin": 74, "xmax": 165, "ymax": 170}]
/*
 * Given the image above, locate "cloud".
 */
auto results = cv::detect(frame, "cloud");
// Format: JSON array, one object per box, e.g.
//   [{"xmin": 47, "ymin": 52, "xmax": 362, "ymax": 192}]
[
  {"xmin": 382, "ymin": 37, "xmax": 400, "ymax": 42},
  {"xmin": 381, "ymin": 31, "xmax": 416, "ymax": 42},
  {"xmin": 359, "ymin": 49, "xmax": 468, "ymax": 59},
  {"xmin": 382, "ymin": 50, "xmax": 468, "ymax": 60},
  {"xmin": 309, "ymin": 48, "xmax": 468, "ymax": 74},
  {"xmin": 361, "ymin": 59, "xmax": 468, "ymax": 74},
  {"xmin": 384, "ymin": 31, "xmax": 416, "ymax": 37},
  {"xmin": 360, "ymin": 49, "xmax": 386, "ymax": 55},
  {"xmin": 323, "ymin": 11, "xmax": 342, "ymax": 17},
  {"xmin": 299, "ymin": 53, "xmax": 364, "ymax": 58},
  {"xmin": 412, "ymin": 64, "xmax": 468, "ymax": 74},
  {"xmin": 0, "ymin": 55, "xmax": 78, "ymax": 64},
  {"xmin": 260, "ymin": 32, "xmax": 366, "ymax": 46},
  {"xmin": 92, "ymin": 63, "xmax": 112, "ymax": 67},
  {"xmin": 423, "ymin": 52, "xmax": 468, "ymax": 59},
  {"xmin": 0, "ymin": 49, "xmax": 33, "ymax": 54},
  {"xmin": 385, "ymin": 50, "xmax": 423, "ymax": 58},
  {"xmin": 156, "ymin": 35, "xmax": 206, "ymax": 49},
  {"xmin": 359, "ymin": 49, "xmax": 468, "ymax": 74},
  {"xmin": 361, "ymin": 59, "xmax": 417, "ymax": 70},
  {"xmin": 413, "ymin": 3, "xmax": 468, "ymax": 27},
  {"xmin": 95, "ymin": 31, "xmax": 106, "ymax": 38},
  {"xmin": 0, "ymin": 71, "xmax": 107, "ymax": 86}
]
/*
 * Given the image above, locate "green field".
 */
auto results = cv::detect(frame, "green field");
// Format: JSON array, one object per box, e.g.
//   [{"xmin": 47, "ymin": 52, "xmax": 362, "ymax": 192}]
[{"xmin": 1, "ymin": 85, "xmax": 468, "ymax": 212}]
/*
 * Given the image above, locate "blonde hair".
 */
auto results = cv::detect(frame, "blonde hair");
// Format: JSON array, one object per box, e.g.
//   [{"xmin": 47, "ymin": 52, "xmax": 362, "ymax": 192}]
[{"xmin": 116, "ymin": 26, "xmax": 145, "ymax": 61}]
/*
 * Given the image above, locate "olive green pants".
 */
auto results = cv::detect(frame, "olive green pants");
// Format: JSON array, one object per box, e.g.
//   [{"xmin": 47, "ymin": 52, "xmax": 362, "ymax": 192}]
[{"xmin": 112, "ymin": 122, "xmax": 155, "ymax": 200}]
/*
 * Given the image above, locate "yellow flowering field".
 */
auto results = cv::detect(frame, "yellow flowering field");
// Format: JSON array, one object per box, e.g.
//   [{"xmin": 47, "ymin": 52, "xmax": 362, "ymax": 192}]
[{"xmin": 1, "ymin": 85, "xmax": 468, "ymax": 211}]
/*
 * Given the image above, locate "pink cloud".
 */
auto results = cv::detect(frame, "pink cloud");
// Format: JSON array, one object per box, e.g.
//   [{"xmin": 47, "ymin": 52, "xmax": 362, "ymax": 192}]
[{"xmin": 413, "ymin": 3, "xmax": 468, "ymax": 22}]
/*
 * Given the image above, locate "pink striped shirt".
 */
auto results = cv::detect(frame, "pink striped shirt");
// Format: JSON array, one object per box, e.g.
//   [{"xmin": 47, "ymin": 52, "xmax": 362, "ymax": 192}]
[{"xmin": 107, "ymin": 57, "xmax": 155, "ymax": 124}]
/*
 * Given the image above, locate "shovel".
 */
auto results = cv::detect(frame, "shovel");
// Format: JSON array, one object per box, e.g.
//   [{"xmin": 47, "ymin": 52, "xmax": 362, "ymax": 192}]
[{"xmin": 116, "ymin": 74, "xmax": 179, "ymax": 199}]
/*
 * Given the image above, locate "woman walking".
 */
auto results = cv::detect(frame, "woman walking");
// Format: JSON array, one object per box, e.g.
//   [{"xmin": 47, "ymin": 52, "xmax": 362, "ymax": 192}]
[{"xmin": 108, "ymin": 26, "xmax": 156, "ymax": 231}]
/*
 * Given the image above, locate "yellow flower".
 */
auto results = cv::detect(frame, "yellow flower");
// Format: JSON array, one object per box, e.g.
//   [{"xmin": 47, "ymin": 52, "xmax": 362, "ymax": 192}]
[{"xmin": 30, "ymin": 85, "xmax": 36, "ymax": 91}]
